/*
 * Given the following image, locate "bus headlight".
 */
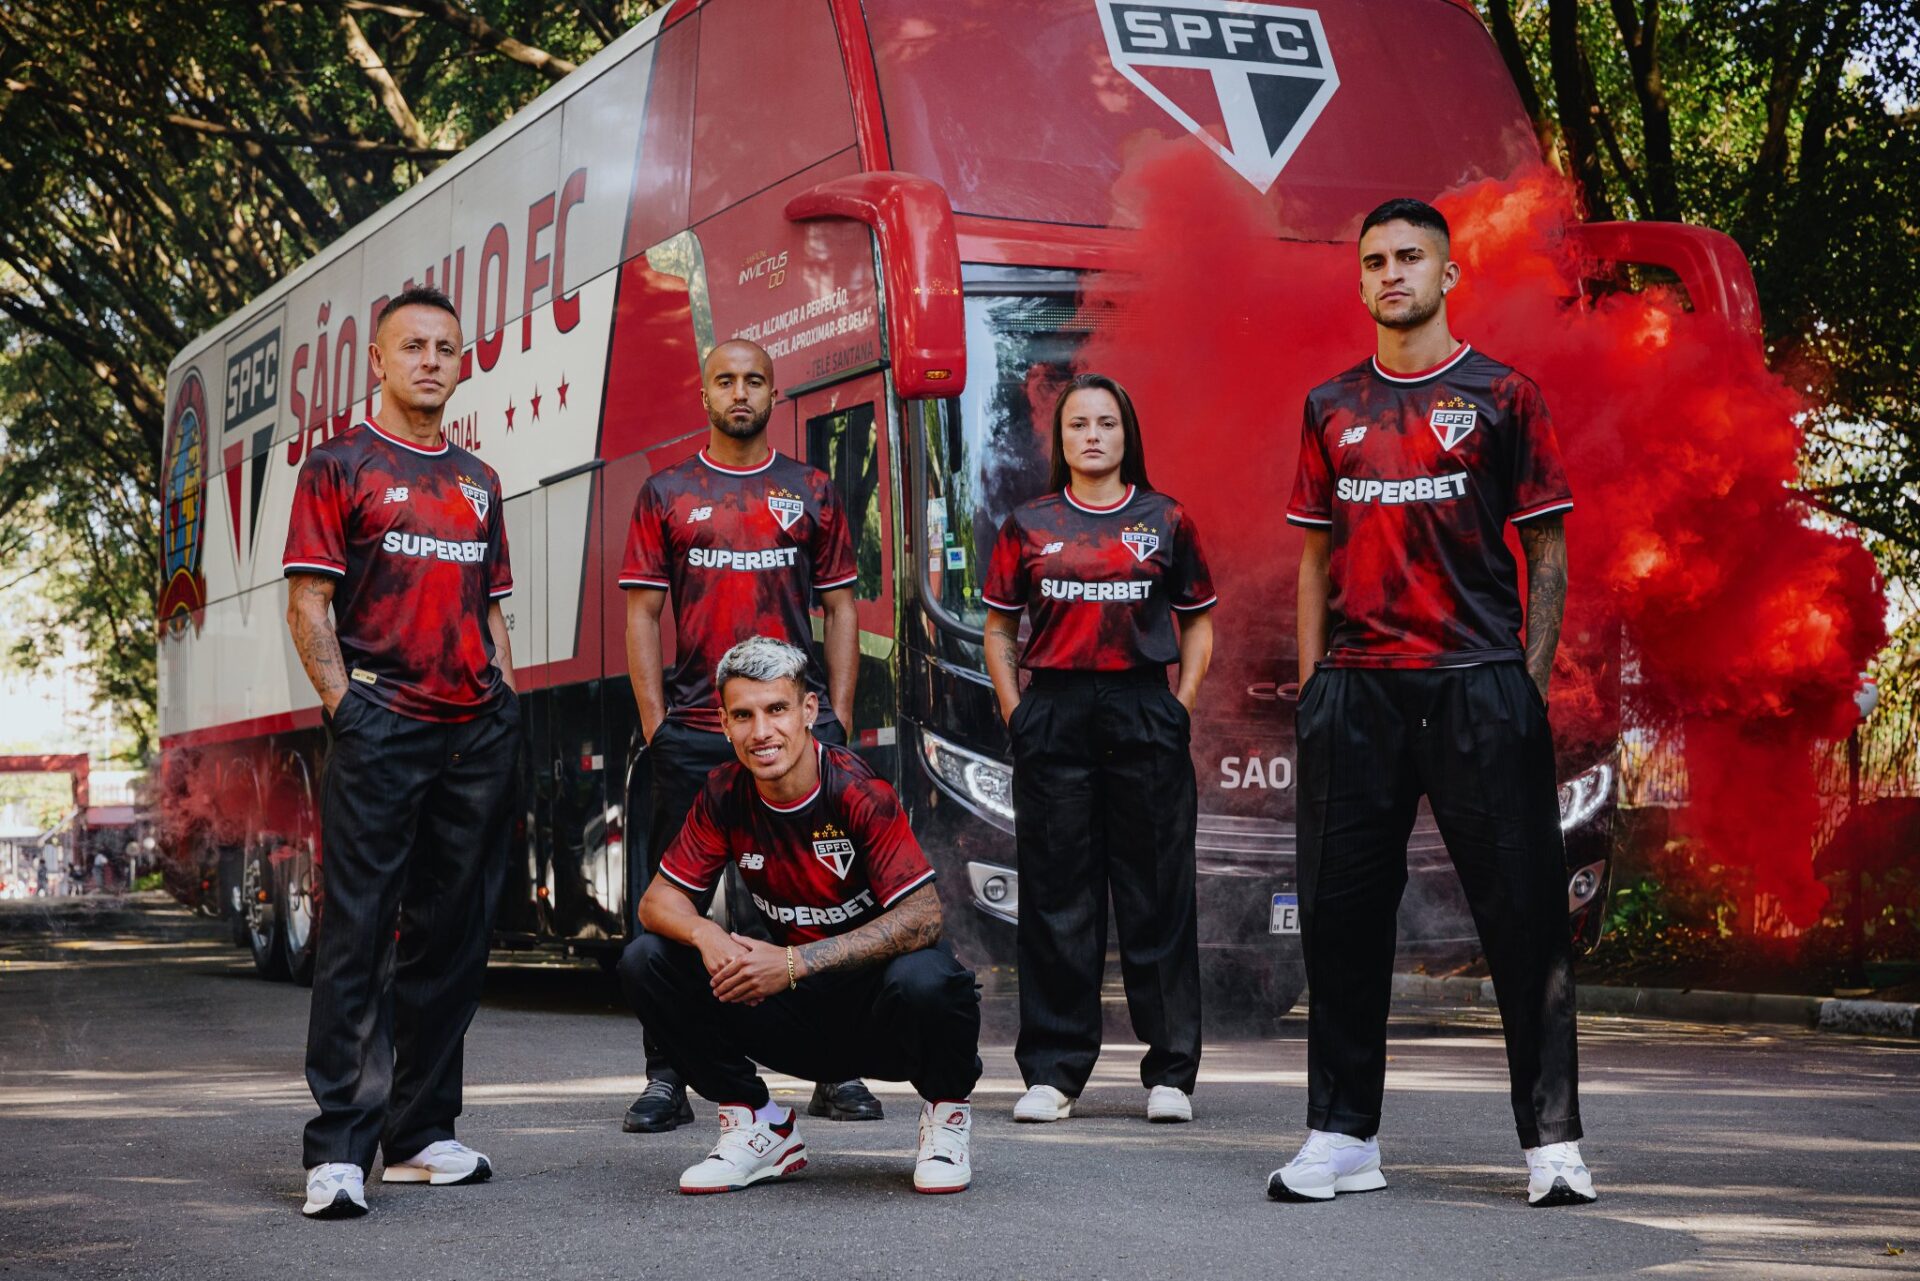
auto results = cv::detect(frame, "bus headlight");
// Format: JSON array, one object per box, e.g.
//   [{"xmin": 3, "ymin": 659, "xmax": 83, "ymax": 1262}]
[
  {"xmin": 919, "ymin": 729, "xmax": 1016, "ymax": 828},
  {"xmin": 1557, "ymin": 761, "xmax": 1613, "ymax": 833}
]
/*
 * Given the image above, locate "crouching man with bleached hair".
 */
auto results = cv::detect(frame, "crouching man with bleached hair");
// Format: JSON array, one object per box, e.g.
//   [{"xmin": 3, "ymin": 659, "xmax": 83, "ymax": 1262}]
[{"xmin": 618, "ymin": 635, "xmax": 983, "ymax": 1195}]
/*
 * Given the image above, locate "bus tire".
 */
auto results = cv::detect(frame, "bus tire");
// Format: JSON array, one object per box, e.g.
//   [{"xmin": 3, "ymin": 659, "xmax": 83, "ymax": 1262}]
[
  {"xmin": 242, "ymin": 842, "xmax": 289, "ymax": 980},
  {"xmin": 279, "ymin": 837, "xmax": 319, "ymax": 987}
]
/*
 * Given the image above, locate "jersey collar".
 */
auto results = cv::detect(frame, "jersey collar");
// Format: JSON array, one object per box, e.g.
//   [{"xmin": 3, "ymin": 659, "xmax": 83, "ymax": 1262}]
[
  {"xmin": 699, "ymin": 448, "xmax": 777, "ymax": 476},
  {"xmin": 363, "ymin": 419, "xmax": 450, "ymax": 456},
  {"xmin": 1063, "ymin": 483, "xmax": 1136, "ymax": 515},
  {"xmin": 1370, "ymin": 342, "xmax": 1472, "ymax": 385},
  {"xmin": 757, "ymin": 741, "xmax": 825, "ymax": 813}
]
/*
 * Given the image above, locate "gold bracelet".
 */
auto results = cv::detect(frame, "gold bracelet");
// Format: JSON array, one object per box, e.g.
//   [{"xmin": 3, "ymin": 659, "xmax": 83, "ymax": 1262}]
[{"xmin": 785, "ymin": 946, "xmax": 797, "ymax": 991}]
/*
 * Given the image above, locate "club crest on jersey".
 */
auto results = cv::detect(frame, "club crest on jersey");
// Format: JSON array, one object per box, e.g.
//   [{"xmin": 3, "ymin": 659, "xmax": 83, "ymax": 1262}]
[
  {"xmin": 811, "ymin": 822, "xmax": 857, "ymax": 880},
  {"xmin": 1121, "ymin": 522, "xmax": 1161, "ymax": 562},
  {"xmin": 1429, "ymin": 396, "xmax": 1479, "ymax": 452},
  {"xmin": 1095, "ymin": 0, "xmax": 1341, "ymax": 193},
  {"xmin": 767, "ymin": 487, "xmax": 806, "ymax": 532},
  {"xmin": 457, "ymin": 475, "xmax": 489, "ymax": 522}
]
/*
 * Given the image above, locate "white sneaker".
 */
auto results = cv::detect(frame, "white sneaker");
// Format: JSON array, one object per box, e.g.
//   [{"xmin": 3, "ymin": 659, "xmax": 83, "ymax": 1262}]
[
  {"xmin": 302, "ymin": 1163, "xmax": 368, "ymax": 1218},
  {"xmin": 381, "ymin": 1139, "xmax": 492, "ymax": 1185},
  {"xmin": 1526, "ymin": 1140, "xmax": 1598, "ymax": 1206},
  {"xmin": 1267, "ymin": 1130, "xmax": 1387, "ymax": 1202},
  {"xmin": 1013, "ymin": 1084, "xmax": 1074, "ymax": 1123},
  {"xmin": 914, "ymin": 1101, "xmax": 972, "ymax": 1194},
  {"xmin": 678, "ymin": 1105, "xmax": 807, "ymax": 1195},
  {"xmin": 1146, "ymin": 1085, "xmax": 1192, "ymax": 1123}
]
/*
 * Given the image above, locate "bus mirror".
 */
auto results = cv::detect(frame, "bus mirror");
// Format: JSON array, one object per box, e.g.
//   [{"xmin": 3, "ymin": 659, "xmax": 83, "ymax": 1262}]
[
  {"xmin": 785, "ymin": 172, "xmax": 966, "ymax": 398},
  {"xmin": 1565, "ymin": 221, "xmax": 1764, "ymax": 355}
]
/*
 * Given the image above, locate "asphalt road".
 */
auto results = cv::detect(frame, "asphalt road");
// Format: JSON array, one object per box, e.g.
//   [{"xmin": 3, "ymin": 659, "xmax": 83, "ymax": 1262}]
[{"xmin": 1, "ymin": 895, "xmax": 1916, "ymax": 1281}]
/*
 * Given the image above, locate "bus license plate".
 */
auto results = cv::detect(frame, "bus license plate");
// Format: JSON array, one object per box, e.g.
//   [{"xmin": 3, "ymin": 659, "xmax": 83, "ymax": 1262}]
[{"xmin": 1270, "ymin": 893, "xmax": 1300, "ymax": 935}]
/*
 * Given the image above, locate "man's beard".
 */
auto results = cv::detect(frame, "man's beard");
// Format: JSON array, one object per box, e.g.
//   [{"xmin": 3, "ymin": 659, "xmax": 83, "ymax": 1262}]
[
  {"xmin": 710, "ymin": 403, "xmax": 771, "ymax": 439},
  {"xmin": 1368, "ymin": 288, "xmax": 1443, "ymax": 330}
]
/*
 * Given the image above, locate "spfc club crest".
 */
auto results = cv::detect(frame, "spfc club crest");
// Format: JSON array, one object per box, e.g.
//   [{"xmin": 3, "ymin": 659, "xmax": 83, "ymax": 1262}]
[
  {"xmin": 1429, "ymin": 396, "xmax": 1479, "ymax": 452},
  {"xmin": 1121, "ymin": 525, "xmax": 1161, "ymax": 562},
  {"xmin": 812, "ymin": 823, "xmax": 856, "ymax": 880},
  {"xmin": 768, "ymin": 488, "xmax": 805, "ymax": 532},
  {"xmin": 159, "ymin": 369, "xmax": 210, "ymax": 631},
  {"xmin": 458, "ymin": 476, "xmax": 490, "ymax": 522},
  {"xmin": 1096, "ymin": 0, "xmax": 1341, "ymax": 193}
]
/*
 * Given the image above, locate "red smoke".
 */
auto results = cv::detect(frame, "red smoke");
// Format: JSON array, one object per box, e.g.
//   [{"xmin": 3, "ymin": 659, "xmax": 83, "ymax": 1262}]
[{"xmin": 1073, "ymin": 138, "xmax": 1884, "ymax": 928}]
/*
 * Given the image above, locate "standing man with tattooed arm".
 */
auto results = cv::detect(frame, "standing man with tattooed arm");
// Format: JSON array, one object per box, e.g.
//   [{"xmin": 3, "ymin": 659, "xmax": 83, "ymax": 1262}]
[
  {"xmin": 283, "ymin": 285, "xmax": 521, "ymax": 1220},
  {"xmin": 618, "ymin": 637, "xmax": 983, "ymax": 1196},
  {"xmin": 1275, "ymin": 198, "xmax": 1593, "ymax": 1208}
]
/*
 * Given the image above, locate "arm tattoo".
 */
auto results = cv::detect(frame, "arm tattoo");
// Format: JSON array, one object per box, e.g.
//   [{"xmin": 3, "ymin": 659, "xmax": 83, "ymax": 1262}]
[
  {"xmin": 286, "ymin": 575, "xmax": 349, "ymax": 710},
  {"xmin": 797, "ymin": 885, "xmax": 943, "ymax": 977},
  {"xmin": 984, "ymin": 619, "xmax": 1020, "ymax": 675},
  {"xmin": 1518, "ymin": 517, "xmax": 1568, "ymax": 699}
]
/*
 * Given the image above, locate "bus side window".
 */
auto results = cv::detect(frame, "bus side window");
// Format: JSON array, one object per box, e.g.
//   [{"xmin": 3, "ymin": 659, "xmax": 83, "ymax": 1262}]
[{"xmin": 806, "ymin": 403, "xmax": 881, "ymax": 601}]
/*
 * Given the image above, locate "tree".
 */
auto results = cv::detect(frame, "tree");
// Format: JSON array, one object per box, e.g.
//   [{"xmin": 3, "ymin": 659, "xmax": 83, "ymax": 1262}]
[{"xmin": 0, "ymin": 1, "xmax": 657, "ymax": 757}]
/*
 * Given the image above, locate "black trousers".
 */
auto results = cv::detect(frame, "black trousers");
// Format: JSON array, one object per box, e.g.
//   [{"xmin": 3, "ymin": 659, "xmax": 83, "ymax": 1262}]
[
  {"xmin": 1295, "ymin": 663, "xmax": 1581, "ymax": 1148},
  {"xmin": 618, "ymin": 933, "xmax": 982, "ymax": 1108},
  {"xmin": 639, "ymin": 717, "xmax": 845, "ymax": 1077},
  {"xmin": 303, "ymin": 690, "xmax": 519, "ymax": 1170},
  {"xmin": 1011, "ymin": 668, "xmax": 1202, "ymax": 1095}
]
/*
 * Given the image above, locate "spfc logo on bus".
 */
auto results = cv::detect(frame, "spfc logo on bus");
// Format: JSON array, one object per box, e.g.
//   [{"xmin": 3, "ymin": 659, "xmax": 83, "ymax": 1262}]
[
  {"xmin": 1121, "ymin": 527, "xmax": 1161, "ymax": 562},
  {"xmin": 1429, "ymin": 397, "xmax": 1479, "ymax": 452},
  {"xmin": 458, "ymin": 477, "xmax": 489, "ymax": 522},
  {"xmin": 1095, "ymin": 0, "xmax": 1340, "ymax": 193},
  {"xmin": 768, "ymin": 490, "xmax": 805, "ymax": 532}
]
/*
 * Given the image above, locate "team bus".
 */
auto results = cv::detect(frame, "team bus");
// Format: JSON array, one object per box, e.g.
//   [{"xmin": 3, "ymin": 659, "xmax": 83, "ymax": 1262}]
[{"xmin": 158, "ymin": 0, "xmax": 1758, "ymax": 1004}]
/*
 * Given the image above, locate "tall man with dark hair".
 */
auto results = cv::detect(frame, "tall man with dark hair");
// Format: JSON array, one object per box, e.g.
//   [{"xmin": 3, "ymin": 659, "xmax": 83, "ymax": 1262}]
[
  {"xmin": 617, "ymin": 338, "xmax": 880, "ymax": 1132},
  {"xmin": 283, "ymin": 286, "xmax": 520, "ymax": 1219},
  {"xmin": 619, "ymin": 636, "xmax": 982, "ymax": 1196},
  {"xmin": 1276, "ymin": 198, "xmax": 1595, "ymax": 1207}
]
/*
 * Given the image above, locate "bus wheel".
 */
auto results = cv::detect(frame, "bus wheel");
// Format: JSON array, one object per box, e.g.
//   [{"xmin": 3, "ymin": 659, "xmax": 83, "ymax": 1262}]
[
  {"xmin": 280, "ymin": 838, "xmax": 319, "ymax": 987},
  {"xmin": 243, "ymin": 843, "xmax": 289, "ymax": 980}
]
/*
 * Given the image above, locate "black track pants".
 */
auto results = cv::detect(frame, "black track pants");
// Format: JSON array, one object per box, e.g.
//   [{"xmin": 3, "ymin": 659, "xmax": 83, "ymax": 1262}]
[
  {"xmin": 302, "ymin": 690, "xmax": 519, "ymax": 1171},
  {"xmin": 1011, "ymin": 668, "xmax": 1202, "ymax": 1095},
  {"xmin": 637, "ymin": 719, "xmax": 845, "ymax": 1077},
  {"xmin": 619, "ymin": 933, "xmax": 982, "ymax": 1107},
  {"xmin": 1295, "ymin": 663, "xmax": 1581, "ymax": 1148}
]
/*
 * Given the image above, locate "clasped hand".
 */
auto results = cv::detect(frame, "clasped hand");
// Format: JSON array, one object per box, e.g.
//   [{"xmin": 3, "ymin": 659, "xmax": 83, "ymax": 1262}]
[{"xmin": 702, "ymin": 930, "xmax": 796, "ymax": 1005}]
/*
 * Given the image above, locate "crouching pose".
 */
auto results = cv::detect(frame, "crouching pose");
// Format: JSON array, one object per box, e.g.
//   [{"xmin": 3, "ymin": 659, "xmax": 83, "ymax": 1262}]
[{"xmin": 619, "ymin": 636, "xmax": 983, "ymax": 1195}]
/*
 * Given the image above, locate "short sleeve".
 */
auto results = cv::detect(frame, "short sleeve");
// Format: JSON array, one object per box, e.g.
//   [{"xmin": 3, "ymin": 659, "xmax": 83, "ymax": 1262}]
[
  {"xmin": 283, "ymin": 451, "xmax": 350, "ymax": 579},
  {"xmin": 980, "ymin": 514, "xmax": 1027, "ymax": 613},
  {"xmin": 618, "ymin": 480, "xmax": 670, "ymax": 589},
  {"xmin": 1167, "ymin": 507, "xmax": 1218, "ymax": 612},
  {"xmin": 847, "ymin": 777, "xmax": 936, "ymax": 908},
  {"xmin": 487, "ymin": 474, "xmax": 513, "ymax": 599},
  {"xmin": 1285, "ymin": 398, "xmax": 1334, "ymax": 528},
  {"xmin": 1506, "ymin": 377, "xmax": 1575, "ymax": 525},
  {"xmin": 657, "ymin": 778, "xmax": 729, "ymax": 894},
  {"xmin": 811, "ymin": 479, "xmax": 858, "ymax": 591}
]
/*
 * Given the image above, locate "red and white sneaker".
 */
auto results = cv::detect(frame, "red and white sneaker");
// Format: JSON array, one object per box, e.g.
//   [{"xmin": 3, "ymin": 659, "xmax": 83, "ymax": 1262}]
[
  {"xmin": 914, "ymin": 1101, "xmax": 972, "ymax": 1194},
  {"xmin": 678, "ymin": 1105, "xmax": 807, "ymax": 1195}
]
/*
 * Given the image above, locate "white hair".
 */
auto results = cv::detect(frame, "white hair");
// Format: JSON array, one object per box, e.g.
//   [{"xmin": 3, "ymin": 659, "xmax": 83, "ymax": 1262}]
[{"xmin": 715, "ymin": 635, "xmax": 811, "ymax": 698}]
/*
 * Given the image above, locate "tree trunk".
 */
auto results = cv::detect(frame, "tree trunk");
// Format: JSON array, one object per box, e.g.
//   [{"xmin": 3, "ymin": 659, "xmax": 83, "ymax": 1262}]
[{"xmin": 1548, "ymin": 0, "xmax": 1612, "ymax": 219}]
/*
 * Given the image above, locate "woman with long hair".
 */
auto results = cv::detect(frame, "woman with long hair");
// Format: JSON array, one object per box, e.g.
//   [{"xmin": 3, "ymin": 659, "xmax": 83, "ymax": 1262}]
[{"xmin": 981, "ymin": 372, "xmax": 1217, "ymax": 1124}]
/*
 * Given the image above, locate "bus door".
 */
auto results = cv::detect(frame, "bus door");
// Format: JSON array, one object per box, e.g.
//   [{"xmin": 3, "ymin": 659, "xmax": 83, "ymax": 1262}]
[{"xmin": 786, "ymin": 369, "xmax": 899, "ymax": 780}]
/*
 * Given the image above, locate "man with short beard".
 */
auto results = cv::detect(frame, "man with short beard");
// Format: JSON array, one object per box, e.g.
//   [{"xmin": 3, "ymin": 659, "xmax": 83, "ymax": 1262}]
[
  {"xmin": 617, "ymin": 339, "xmax": 879, "ymax": 1132},
  {"xmin": 1276, "ymin": 198, "xmax": 1594, "ymax": 1207}
]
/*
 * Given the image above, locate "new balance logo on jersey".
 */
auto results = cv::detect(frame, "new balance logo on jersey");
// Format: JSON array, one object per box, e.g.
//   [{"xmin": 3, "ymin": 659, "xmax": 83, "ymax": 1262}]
[
  {"xmin": 1041, "ymin": 541, "xmax": 1065, "ymax": 555},
  {"xmin": 382, "ymin": 486, "xmax": 410, "ymax": 504},
  {"xmin": 1338, "ymin": 425, "xmax": 1368, "ymax": 448},
  {"xmin": 1042, "ymin": 578, "xmax": 1154, "ymax": 602},
  {"xmin": 752, "ymin": 887, "xmax": 878, "ymax": 929},
  {"xmin": 687, "ymin": 546, "xmax": 801, "ymax": 571},
  {"xmin": 739, "ymin": 851, "xmax": 765, "ymax": 870},
  {"xmin": 1335, "ymin": 474, "xmax": 1470, "ymax": 505},
  {"xmin": 381, "ymin": 531, "xmax": 489, "ymax": 562},
  {"xmin": 689, "ymin": 506, "xmax": 713, "ymax": 523}
]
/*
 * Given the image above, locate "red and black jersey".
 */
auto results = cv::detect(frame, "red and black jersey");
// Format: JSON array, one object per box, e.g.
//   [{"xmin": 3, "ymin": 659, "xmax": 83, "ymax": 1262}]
[
  {"xmin": 982, "ymin": 486, "xmax": 1216, "ymax": 670},
  {"xmin": 658, "ymin": 742, "xmax": 937, "ymax": 946},
  {"xmin": 282, "ymin": 420, "xmax": 513, "ymax": 721},
  {"xmin": 618, "ymin": 450, "xmax": 855, "ymax": 733},
  {"xmin": 1287, "ymin": 344, "xmax": 1573, "ymax": 668}
]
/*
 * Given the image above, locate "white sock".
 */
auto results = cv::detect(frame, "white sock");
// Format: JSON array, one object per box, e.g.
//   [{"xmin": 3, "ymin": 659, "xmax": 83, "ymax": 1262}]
[{"xmin": 754, "ymin": 1100, "xmax": 790, "ymax": 1126}]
